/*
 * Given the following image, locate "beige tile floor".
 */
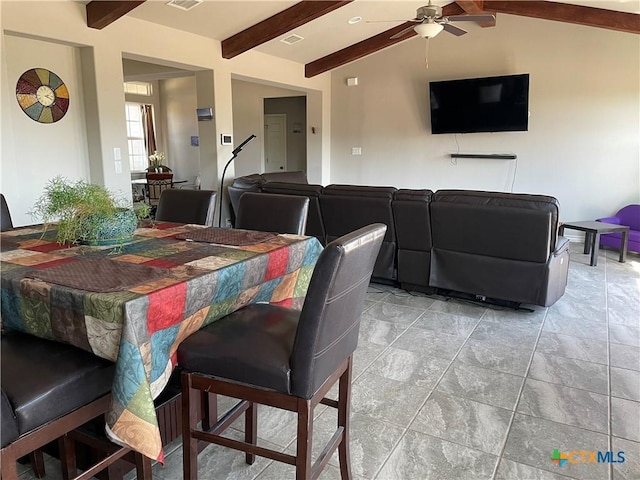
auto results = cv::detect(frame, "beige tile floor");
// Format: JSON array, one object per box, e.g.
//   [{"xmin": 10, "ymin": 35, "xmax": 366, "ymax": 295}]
[{"xmin": 17, "ymin": 244, "xmax": 640, "ymax": 480}]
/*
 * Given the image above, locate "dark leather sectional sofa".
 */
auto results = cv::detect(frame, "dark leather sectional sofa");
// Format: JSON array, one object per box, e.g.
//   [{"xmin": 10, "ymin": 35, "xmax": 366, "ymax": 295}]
[{"xmin": 228, "ymin": 172, "xmax": 570, "ymax": 307}]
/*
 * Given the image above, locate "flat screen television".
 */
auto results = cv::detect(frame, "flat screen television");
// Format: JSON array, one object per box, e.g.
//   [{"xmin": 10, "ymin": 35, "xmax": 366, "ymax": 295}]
[{"xmin": 429, "ymin": 73, "xmax": 529, "ymax": 134}]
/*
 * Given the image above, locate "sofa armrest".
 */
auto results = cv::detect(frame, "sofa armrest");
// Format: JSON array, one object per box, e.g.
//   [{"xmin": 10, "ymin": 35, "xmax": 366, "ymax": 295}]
[
  {"xmin": 554, "ymin": 236, "xmax": 570, "ymax": 255},
  {"xmin": 596, "ymin": 216, "xmax": 621, "ymax": 225}
]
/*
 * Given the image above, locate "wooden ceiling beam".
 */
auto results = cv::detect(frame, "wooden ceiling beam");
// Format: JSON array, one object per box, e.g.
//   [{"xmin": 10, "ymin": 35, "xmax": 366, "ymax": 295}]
[
  {"xmin": 455, "ymin": 1, "xmax": 496, "ymax": 27},
  {"xmin": 86, "ymin": 1, "xmax": 146, "ymax": 30},
  {"xmin": 222, "ymin": 1, "xmax": 353, "ymax": 59},
  {"xmin": 483, "ymin": 1, "xmax": 640, "ymax": 34},
  {"xmin": 305, "ymin": 22, "xmax": 416, "ymax": 78},
  {"xmin": 306, "ymin": 0, "xmax": 638, "ymax": 77},
  {"xmin": 305, "ymin": 3, "xmax": 463, "ymax": 77}
]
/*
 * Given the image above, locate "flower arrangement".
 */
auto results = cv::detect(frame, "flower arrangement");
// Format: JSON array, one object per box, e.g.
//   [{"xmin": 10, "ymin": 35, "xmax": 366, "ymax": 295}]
[{"xmin": 148, "ymin": 151, "xmax": 166, "ymax": 167}]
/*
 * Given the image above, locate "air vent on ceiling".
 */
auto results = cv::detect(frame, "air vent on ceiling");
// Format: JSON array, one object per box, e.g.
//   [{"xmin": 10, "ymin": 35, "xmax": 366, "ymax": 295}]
[
  {"xmin": 166, "ymin": 0, "xmax": 203, "ymax": 11},
  {"xmin": 280, "ymin": 34, "xmax": 304, "ymax": 45}
]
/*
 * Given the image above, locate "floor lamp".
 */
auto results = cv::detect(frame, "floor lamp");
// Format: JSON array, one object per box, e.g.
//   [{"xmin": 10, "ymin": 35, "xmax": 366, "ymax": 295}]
[{"xmin": 218, "ymin": 134, "xmax": 256, "ymax": 227}]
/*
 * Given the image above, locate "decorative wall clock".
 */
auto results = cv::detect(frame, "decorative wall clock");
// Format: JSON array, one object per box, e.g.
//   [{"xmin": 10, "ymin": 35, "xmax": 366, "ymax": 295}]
[{"xmin": 16, "ymin": 68, "xmax": 69, "ymax": 123}]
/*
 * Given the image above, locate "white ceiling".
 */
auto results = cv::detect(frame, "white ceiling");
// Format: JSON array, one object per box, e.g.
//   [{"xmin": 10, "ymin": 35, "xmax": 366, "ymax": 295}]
[{"xmin": 126, "ymin": 0, "xmax": 640, "ymax": 64}]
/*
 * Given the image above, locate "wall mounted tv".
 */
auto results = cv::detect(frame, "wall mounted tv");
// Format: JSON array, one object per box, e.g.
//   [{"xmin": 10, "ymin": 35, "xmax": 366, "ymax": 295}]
[{"xmin": 429, "ymin": 73, "xmax": 529, "ymax": 134}]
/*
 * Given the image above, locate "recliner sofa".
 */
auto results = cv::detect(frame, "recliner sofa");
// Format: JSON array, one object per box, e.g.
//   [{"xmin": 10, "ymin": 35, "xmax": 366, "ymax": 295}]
[
  {"xmin": 227, "ymin": 173, "xmax": 570, "ymax": 307},
  {"xmin": 428, "ymin": 190, "xmax": 570, "ymax": 307}
]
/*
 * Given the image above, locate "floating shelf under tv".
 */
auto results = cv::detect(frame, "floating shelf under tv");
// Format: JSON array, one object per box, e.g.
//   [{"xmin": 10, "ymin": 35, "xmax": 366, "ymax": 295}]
[{"xmin": 450, "ymin": 153, "xmax": 517, "ymax": 160}]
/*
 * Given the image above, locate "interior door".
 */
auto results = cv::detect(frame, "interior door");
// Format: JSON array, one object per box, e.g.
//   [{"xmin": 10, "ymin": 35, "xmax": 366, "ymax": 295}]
[{"xmin": 264, "ymin": 114, "xmax": 287, "ymax": 173}]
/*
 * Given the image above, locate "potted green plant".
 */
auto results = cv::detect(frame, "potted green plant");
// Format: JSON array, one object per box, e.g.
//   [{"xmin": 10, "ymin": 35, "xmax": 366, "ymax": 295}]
[{"xmin": 31, "ymin": 176, "xmax": 150, "ymax": 246}]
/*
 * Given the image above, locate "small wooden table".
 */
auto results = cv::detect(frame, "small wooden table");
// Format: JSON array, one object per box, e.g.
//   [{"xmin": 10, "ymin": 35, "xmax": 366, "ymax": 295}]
[{"xmin": 559, "ymin": 221, "xmax": 629, "ymax": 267}]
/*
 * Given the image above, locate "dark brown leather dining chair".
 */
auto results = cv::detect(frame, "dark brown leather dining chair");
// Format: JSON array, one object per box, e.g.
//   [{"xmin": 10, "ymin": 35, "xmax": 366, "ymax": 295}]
[
  {"xmin": 1, "ymin": 332, "xmax": 152, "ymax": 480},
  {"xmin": 1, "ymin": 193, "xmax": 14, "ymax": 231},
  {"xmin": 235, "ymin": 192, "xmax": 309, "ymax": 235},
  {"xmin": 155, "ymin": 189, "xmax": 217, "ymax": 226},
  {"xmin": 177, "ymin": 223, "xmax": 386, "ymax": 480}
]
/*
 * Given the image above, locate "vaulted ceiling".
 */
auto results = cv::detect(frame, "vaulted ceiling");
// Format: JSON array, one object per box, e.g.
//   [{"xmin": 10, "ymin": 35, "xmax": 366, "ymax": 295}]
[{"xmin": 86, "ymin": 0, "xmax": 640, "ymax": 77}]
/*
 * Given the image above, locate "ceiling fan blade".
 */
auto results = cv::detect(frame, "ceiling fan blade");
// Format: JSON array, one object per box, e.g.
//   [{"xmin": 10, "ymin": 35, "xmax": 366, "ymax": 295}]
[
  {"xmin": 390, "ymin": 24, "xmax": 420, "ymax": 39},
  {"xmin": 366, "ymin": 19, "xmax": 415, "ymax": 23},
  {"xmin": 445, "ymin": 14, "xmax": 496, "ymax": 22},
  {"xmin": 367, "ymin": 17, "xmax": 423, "ymax": 24},
  {"xmin": 443, "ymin": 23, "xmax": 467, "ymax": 36}
]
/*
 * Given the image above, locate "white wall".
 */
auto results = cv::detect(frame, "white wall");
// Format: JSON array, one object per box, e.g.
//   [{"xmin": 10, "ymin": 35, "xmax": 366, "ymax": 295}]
[
  {"xmin": 330, "ymin": 14, "xmax": 640, "ymax": 221},
  {"xmin": 159, "ymin": 76, "xmax": 200, "ymax": 183},
  {"xmin": 1, "ymin": 0, "xmax": 331, "ymax": 226},
  {"xmin": 1, "ymin": 34, "xmax": 90, "ymax": 226},
  {"xmin": 232, "ymin": 79, "xmax": 311, "ymax": 179}
]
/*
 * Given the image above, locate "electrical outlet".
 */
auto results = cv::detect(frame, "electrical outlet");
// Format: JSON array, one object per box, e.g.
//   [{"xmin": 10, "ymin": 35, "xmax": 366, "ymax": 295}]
[
  {"xmin": 114, "ymin": 161, "xmax": 122, "ymax": 174},
  {"xmin": 351, "ymin": 147, "xmax": 362, "ymax": 155}
]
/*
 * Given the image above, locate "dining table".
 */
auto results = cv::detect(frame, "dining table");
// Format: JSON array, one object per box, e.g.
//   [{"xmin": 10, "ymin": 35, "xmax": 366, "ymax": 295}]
[{"xmin": 0, "ymin": 221, "xmax": 323, "ymax": 463}]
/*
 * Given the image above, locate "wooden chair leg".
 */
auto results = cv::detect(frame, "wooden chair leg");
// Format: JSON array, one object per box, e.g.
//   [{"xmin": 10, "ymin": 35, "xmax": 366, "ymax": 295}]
[
  {"xmin": 29, "ymin": 449, "xmax": 46, "ymax": 478},
  {"xmin": 337, "ymin": 360, "xmax": 353, "ymax": 480},
  {"xmin": 182, "ymin": 372, "xmax": 199, "ymax": 480},
  {"xmin": 245, "ymin": 402, "xmax": 257, "ymax": 465},
  {"xmin": 58, "ymin": 434, "xmax": 77, "ymax": 480},
  {"xmin": 135, "ymin": 451, "xmax": 153, "ymax": 480},
  {"xmin": 200, "ymin": 391, "xmax": 217, "ymax": 431},
  {"xmin": 1, "ymin": 450, "xmax": 20, "ymax": 480},
  {"xmin": 295, "ymin": 398, "xmax": 313, "ymax": 480}
]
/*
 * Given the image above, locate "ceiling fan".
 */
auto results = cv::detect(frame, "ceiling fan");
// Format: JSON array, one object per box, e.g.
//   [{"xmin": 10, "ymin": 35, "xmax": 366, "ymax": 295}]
[{"xmin": 390, "ymin": 2, "xmax": 496, "ymax": 40}]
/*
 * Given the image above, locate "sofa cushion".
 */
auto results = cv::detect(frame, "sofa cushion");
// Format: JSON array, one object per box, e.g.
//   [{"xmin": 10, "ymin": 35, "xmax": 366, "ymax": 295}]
[
  {"xmin": 320, "ymin": 185, "xmax": 397, "ymax": 280},
  {"xmin": 431, "ymin": 190, "xmax": 560, "ymax": 263},
  {"xmin": 393, "ymin": 189, "xmax": 433, "ymax": 251},
  {"xmin": 262, "ymin": 182, "xmax": 326, "ymax": 244},
  {"xmin": 392, "ymin": 189, "xmax": 434, "ymax": 290},
  {"xmin": 262, "ymin": 171, "xmax": 308, "ymax": 184}
]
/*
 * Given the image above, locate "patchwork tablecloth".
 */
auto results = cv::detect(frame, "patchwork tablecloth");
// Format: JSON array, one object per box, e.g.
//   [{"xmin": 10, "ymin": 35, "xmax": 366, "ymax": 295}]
[{"xmin": 0, "ymin": 223, "xmax": 323, "ymax": 462}]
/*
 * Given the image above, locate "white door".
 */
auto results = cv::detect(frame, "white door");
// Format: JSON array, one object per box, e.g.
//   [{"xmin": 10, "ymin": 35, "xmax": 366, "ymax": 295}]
[{"xmin": 264, "ymin": 114, "xmax": 287, "ymax": 173}]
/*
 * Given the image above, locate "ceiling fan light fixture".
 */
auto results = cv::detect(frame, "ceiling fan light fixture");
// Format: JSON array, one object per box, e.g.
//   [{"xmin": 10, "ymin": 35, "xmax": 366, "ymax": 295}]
[{"xmin": 414, "ymin": 22, "xmax": 444, "ymax": 38}]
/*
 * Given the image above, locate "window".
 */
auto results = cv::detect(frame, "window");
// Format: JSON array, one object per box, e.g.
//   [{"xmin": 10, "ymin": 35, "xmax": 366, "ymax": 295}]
[
  {"xmin": 125, "ymin": 103, "xmax": 148, "ymax": 171},
  {"xmin": 124, "ymin": 82, "xmax": 152, "ymax": 96}
]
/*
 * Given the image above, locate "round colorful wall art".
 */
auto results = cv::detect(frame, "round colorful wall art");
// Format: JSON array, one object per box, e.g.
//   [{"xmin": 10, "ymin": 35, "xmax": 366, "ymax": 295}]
[{"xmin": 16, "ymin": 68, "xmax": 69, "ymax": 123}]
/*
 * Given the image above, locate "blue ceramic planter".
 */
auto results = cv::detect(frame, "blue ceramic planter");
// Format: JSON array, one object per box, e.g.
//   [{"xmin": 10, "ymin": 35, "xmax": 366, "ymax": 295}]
[{"xmin": 84, "ymin": 208, "xmax": 137, "ymax": 246}]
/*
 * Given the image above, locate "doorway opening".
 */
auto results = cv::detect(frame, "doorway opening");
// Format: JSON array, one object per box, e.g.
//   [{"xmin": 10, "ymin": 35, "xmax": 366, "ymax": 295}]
[
  {"xmin": 264, "ymin": 114, "xmax": 287, "ymax": 173},
  {"xmin": 263, "ymin": 96, "xmax": 306, "ymax": 174}
]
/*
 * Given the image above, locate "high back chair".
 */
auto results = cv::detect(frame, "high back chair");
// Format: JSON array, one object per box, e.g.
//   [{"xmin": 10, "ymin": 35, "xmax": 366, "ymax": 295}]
[
  {"xmin": 1, "ymin": 193, "xmax": 14, "ymax": 231},
  {"xmin": 155, "ymin": 189, "xmax": 217, "ymax": 226},
  {"xmin": 145, "ymin": 172, "xmax": 174, "ymax": 208},
  {"xmin": 235, "ymin": 192, "xmax": 309, "ymax": 234},
  {"xmin": 1, "ymin": 332, "xmax": 151, "ymax": 480},
  {"xmin": 263, "ymin": 182, "xmax": 327, "ymax": 244},
  {"xmin": 177, "ymin": 224, "xmax": 386, "ymax": 480}
]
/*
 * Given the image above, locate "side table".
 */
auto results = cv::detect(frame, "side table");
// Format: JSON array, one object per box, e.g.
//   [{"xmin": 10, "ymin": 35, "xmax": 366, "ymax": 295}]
[{"xmin": 559, "ymin": 221, "xmax": 629, "ymax": 267}]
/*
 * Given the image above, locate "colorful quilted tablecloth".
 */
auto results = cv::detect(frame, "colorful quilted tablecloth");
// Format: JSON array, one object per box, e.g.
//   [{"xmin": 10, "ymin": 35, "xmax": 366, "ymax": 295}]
[{"xmin": 0, "ymin": 223, "xmax": 323, "ymax": 462}]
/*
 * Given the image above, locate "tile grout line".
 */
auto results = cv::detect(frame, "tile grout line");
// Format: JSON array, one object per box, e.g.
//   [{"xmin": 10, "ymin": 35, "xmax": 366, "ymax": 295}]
[
  {"xmin": 605, "ymin": 251, "xmax": 614, "ymax": 480},
  {"xmin": 489, "ymin": 303, "xmax": 549, "ymax": 480},
  {"xmin": 371, "ymin": 299, "xmax": 487, "ymax": 479},
  {"xmin": 368, "ymin": 295, "xmax": 439, "ymax": 480}
]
